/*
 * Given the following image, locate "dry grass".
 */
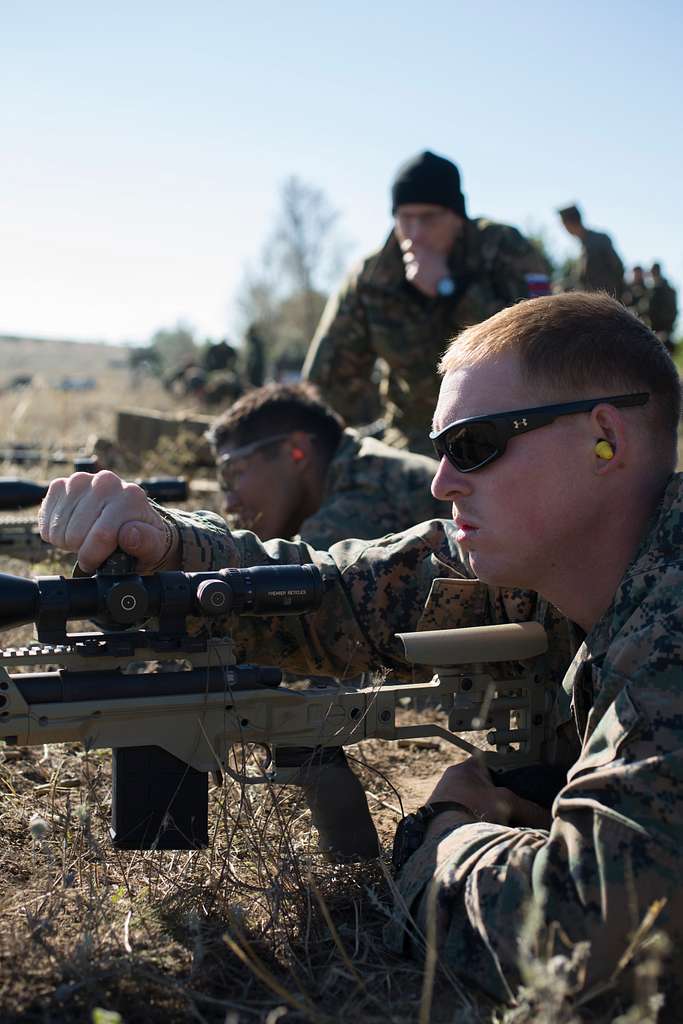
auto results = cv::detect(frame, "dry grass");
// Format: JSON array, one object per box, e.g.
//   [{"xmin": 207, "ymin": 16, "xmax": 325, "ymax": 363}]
[
  {"xmin": 0, "ymin": 339, "xmax": 673, "ymax": 1023},
  {"xmin": 0, "ymin": 335, "xmax": 194, "ymax": 454},
  {"xmin": 0, "ymin": 735, "xmax": 453, "ymax": 1023}
]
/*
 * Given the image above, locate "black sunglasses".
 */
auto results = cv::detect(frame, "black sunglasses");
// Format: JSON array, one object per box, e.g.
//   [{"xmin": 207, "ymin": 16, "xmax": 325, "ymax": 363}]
[{"xmin": 430, "ymin": 392, "xmax": 650, "ymax": 473}]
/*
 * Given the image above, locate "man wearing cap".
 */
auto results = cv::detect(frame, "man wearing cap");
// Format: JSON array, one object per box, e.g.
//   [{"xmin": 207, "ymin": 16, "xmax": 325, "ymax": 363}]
[
  {"xmin": 557, "ymin": 204, "xmax": 624, "ymax": 299},
  {"xmin": 303, "ymin": 150, "xmax": 550, "ymax": 455}
]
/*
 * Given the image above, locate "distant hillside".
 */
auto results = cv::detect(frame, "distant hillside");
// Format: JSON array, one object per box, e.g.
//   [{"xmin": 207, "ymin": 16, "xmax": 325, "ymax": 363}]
[
  {"xmin": 0, "ymin": 335, "xmax": 129, "ymax": 378},
  {"xmin": 0, "ymin": 335, "xmax": 178, "ymax": 451}
]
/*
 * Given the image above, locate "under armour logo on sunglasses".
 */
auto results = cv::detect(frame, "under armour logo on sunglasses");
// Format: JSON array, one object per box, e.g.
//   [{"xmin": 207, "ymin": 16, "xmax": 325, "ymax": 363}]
[{"xmin": 430, "ymin": 393, "xmax": 649, "ymax": 474}]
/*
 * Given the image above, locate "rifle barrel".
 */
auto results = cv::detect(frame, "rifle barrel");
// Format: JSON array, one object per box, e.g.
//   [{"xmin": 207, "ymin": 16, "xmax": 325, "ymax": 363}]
[
  {"xmin": 13, "ymin": 664, "xmax": 283, "ymax": 702},
  {"xmin": 0, "ymin": 476, "xmax": 188, "ymax": 511},
  {"xmin": 0, "ymin": 479, "xmax": 48, "ymax": 510}
]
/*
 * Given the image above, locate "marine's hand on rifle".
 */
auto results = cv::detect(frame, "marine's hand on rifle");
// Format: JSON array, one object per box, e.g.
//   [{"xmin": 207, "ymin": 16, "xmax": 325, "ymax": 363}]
[
  {"xmin": 423, "ymin": 755, "xmax": 551, "ymax": 843},
  {"xmin": 38, "ymin": 470, "xmax": 181, "ymax": 574}
]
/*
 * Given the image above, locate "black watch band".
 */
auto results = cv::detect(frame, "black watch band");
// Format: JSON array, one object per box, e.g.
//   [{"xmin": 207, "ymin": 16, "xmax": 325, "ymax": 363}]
[{"xmin": 391, "ymin": 800, "xmax": 471, "ymax": 873}]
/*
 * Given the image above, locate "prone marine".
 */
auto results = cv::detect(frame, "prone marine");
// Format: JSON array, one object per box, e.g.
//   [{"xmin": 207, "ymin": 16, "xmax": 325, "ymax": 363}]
[
  {"xmin": 38, "ymin": 292, "xmax": 683, "ymax": 1010},
  {"xmin": 208, "ymin": 379, "xmax": 448, "ymax": 859},
  {"xmin": 209, "ymin": 380, "xmax": 448, "ymax": 547}
]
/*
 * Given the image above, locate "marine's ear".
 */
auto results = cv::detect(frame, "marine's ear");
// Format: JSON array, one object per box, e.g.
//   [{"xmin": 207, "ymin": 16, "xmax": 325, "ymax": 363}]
[
  {"xmin": 286, "ymin": 431, "xmax": 315, "ymax": 469},
  {"xmin": 590, "ymin": 403, "xmax": 626, "ymax": 472}
]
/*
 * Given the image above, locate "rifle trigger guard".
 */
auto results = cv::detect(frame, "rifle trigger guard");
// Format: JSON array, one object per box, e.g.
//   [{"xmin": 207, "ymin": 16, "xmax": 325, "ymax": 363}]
[{"xmin": 224, "ymin": 743, "xmax": 274, "ymax": 786}]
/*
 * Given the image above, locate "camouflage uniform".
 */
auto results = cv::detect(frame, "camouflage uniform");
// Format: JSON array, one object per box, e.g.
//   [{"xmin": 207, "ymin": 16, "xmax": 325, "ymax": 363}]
[
  {"xmin": 162, "ymin": 472, "xmax": 683, "ymax": 1004},
  {"xmin": 576, "ymin": 229, "xmax": 624, "ymax": 297},
  {"xmin": 622, "ymin": 279, "xmax": 651, "ymax": 323},
  {"xmin": 649, "ymin": 275, "xmax": 678, "ymax": 342},
  {"xmin": 297, "ymin": 428, "xmax": 448, "ymax": 548},
  {"xmin": 303, "ymin": 222, "xmax": 550, "ymax": 455}
]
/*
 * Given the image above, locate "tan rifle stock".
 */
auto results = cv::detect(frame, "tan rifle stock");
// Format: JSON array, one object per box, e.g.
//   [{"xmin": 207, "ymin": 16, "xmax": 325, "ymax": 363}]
[
  {"xmin": 0, "ymin": 559, "xmax": 550, "ymax": 850},
  {"xmin": 1, "ymin": 621, "xmax": 549, "ymax": 780}
]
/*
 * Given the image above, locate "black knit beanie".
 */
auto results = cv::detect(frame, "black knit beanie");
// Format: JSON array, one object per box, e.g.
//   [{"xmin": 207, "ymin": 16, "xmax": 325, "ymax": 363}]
[{"xmin": 391, "ymin": 150, "xmax": 467, "ymax": 217}]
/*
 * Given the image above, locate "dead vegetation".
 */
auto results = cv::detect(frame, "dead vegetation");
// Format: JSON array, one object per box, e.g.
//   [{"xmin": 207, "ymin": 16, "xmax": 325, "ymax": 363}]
[
  {"xmin": 0, "ymin": 720, "xmax": 485, "ymax": 1024},
  {"xmin": 0, "ymin": 341, "xmax": 673, "ymax": 1022}
]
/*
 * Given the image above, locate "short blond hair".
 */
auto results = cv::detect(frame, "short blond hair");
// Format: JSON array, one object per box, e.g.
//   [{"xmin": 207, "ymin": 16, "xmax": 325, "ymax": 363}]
[{"xmin": 439, "ymin": 292, "xmax": 681, "ymax": 449}]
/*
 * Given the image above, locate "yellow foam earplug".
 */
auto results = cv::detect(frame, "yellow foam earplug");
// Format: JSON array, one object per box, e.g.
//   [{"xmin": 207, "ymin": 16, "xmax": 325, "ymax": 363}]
[{"xmin": 594, "ymin": 440, "xmax": 614, "ymax": 460}]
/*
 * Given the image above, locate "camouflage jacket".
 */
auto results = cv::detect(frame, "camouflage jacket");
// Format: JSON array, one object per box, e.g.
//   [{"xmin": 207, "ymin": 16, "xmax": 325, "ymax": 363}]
[
  {"xmin": 298, "ymin": 428, "xmax": 448, "ymax": 548},
  {"xmin": 578, "ymin": 229, "xmax": 624, "ymax": 297},
  {"xmin": 302, "ymin": 221, "xmax": 549, "ymax": 455},
  {"xmin": 622, "ymin": 281, "xmax": 651, "ymax": 323},
  {"xmin": 164, "ymin": 472, "xmax": 683, "ymax": 1005}
]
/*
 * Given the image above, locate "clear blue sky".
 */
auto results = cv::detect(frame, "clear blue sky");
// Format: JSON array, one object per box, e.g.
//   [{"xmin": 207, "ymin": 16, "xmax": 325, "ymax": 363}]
[{"xmin": 2, "ymin": 0, "xmax": 682, "ymax": 344}]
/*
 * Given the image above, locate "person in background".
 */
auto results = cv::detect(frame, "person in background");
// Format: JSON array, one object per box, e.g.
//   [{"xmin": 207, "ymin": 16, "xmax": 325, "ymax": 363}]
[
  {"xmin": 304, "ymin": 150, "xmax": 550, "ymax": 455},
  {"xmin": 649, "ymin": 262, "xmax": 678, "ymax": 353},
  {"xmin": 557, "ymin": 203, "xmax": 624, "ymax": 298},
  {"xmin": 622, "ymin": 264, "xmax": 650, "ymax": 321}
]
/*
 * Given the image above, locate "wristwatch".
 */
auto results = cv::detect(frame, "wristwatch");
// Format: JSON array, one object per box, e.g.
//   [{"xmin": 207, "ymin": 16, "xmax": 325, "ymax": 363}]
[
  {"xmin": 391, "ymin": 800, "xmax": 471, "ymax": 873},
  {"xmin": 436, "ymin": 276, "xmax": 456, "ymax": 297}
]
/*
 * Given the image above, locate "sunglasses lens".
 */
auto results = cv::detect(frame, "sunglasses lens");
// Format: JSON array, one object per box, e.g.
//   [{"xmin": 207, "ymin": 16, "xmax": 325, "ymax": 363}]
[{"xmin": 440, "ymin": 421, "xmax": 500, "ymax": 472}]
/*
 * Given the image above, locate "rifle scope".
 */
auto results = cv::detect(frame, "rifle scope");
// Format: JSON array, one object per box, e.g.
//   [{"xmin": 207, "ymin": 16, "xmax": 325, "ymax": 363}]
[{"xmin": 0, "ymin": 562, "xmax": 325, "ymax": 642}]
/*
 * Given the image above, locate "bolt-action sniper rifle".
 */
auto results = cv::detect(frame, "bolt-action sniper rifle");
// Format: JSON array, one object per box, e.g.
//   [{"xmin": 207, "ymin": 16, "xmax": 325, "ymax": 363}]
[
  {"xmin": 0, "ymin": 444, "xmax": 83, "ymax": 468},
  {"xmin": 0, "ymin": 477, "xmax": 190, "ymax": 563},
  {"xmin": 0, "ymin": 556, "xmax": 552, "ymax": 852},
  {"xmin": 0, "ymin": 516, "xmax": 53, "ymax": 563}
]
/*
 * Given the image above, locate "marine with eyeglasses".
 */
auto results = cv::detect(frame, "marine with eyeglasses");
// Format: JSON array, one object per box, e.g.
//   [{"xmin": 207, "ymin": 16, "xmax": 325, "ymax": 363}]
[
  {"xmin": 39, "ymin": 292, "xmax": 683, "ymax": 1012},
  {"xmin": 206, "ymin": 380, "xmax": 449, "ymax": 860},
  {"xmin": 208, "ymin": 380, "xmax": 448, "ymax": 548}
]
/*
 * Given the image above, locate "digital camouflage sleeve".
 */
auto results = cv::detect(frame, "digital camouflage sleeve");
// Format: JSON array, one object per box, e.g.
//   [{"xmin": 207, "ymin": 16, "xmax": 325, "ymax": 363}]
[
  {"xmin": 166, "ymin": 505, "xmax": 573, "ymax": 686},
  {"xmin": 162, "ymin": 476, "xmax": 683, "ymax": 1007}
]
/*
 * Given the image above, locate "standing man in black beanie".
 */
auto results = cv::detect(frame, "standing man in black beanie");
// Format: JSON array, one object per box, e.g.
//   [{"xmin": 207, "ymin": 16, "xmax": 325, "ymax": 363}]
[{"xmin": 303, "ymin": 150, "xmax": 550, "ymax": 454}]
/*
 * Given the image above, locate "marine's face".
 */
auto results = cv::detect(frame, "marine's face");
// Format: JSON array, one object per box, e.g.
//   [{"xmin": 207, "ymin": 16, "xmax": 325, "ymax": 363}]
[
  {"xmin": 430, "ymin": 353, "xmax": 596, "ymax": 593},
  {"xmin": 217, "ymin": 439, "xmax": 303, "ymax": 541},
  {"xmin": 394, "ymin": 203, "xmax": 462, "ymax": 257}
]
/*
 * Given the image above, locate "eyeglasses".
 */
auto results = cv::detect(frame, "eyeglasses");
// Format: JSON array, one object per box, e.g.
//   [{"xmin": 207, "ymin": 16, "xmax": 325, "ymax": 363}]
[
  {"xmin": 216, "ymin": 432, "xmax": 318, "ymax": 490},
  {"xmin": 217, "ymin": 434, "xmax": 293, "ymax": 467},
  {"xmin": 216, "ymin": 433, "xmax": 292, "ymax": 489},
  {"xmin": 430, "ymin": 392, "xmax": 649, "ymax": 473}
]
